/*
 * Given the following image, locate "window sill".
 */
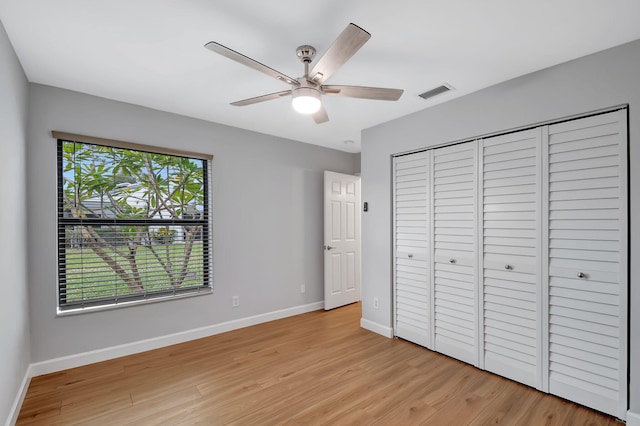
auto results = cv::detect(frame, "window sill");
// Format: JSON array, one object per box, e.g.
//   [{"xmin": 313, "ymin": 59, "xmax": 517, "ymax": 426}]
[{"xmin": 56, "ymin": 287, "xmax": 213, "ymax": 317}]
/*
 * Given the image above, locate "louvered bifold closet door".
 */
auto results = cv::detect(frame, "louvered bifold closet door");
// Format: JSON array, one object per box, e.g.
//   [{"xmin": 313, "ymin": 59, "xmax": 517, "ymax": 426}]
[
  {"xmin": 393, "ymin": 151, "xmax": 431, "ymax": 347},
  {"xmin": 481, "ymin": 129, "xmax": 541, "ymax": 389},
  {"xmin": 432, "ymin": 141, "xmax": 478, "ymax": 365},
  {"xmin": 546, "ymin": 110, "xmax": 628, "ymax": 419}
]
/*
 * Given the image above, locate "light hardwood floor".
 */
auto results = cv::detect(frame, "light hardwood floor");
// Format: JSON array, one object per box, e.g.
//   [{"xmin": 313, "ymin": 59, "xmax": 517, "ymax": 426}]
[{"xmin": 18, "ymin": 303, "xmax": 621, "ymax": 425}]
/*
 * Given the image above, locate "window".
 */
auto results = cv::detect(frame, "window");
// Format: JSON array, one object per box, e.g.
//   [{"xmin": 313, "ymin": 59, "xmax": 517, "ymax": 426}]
[{"xmin": 56, "ymin": 132, "xmax": 212, "ymax": 312}]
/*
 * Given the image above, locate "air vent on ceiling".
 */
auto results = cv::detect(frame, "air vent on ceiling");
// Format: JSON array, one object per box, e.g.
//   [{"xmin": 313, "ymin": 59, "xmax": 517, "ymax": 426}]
[{"xmin": 418, "ymin": 83, "xmax": 454, "ymax": 100}]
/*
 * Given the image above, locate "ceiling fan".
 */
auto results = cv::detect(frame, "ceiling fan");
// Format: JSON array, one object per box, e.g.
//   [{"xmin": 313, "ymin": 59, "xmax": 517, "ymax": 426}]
[{"xmin": 204, "ymin": 23, "xmax": 404, "ymax": 124}]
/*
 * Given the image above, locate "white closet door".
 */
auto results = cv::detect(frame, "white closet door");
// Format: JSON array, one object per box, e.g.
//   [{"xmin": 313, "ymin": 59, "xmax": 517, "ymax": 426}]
[
  {"xmin": 432, "ymin": 141, "xmax": 478, "ymax": 365},
  {"xmin": 481, "ymin": 129, "xmax": 541, "ymax": 388},
  {"xmin": 545, "ymin": 110, "xmax": 628, "ymax": 419},
  {"xmin": 393, "ymin": 151, "xmax": 431, "ymax": 347}
]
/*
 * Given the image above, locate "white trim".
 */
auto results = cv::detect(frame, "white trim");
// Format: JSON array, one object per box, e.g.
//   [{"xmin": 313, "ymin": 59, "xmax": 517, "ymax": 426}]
[
  {"xmin": 475, "ymin": 139, "xmax": 484, "ymax": 370},
  {"xmin": 5, "ymin": 365, "xmax": 32, "ymax": 426},
  {"xmin": 360, "ymin": 318, "xmax": 393, "ymax": 338},
  {"xmin": 627, "ymin": 410, "xmax": 640, "ymax": 426},
  {"xmin": 616, "ymin": 108, "xmax": 629, "ymax": 419},
  {"xmin": 428, "ymin": 150, "xmax": 435, "ymax": 350},
  {"xmin": 391, "ymin": 156, "xmax": 398, "ymax": 340},
  {"xmin": 540, "ymin": 124, "xmax": 550, "ymax": 393},
  {"xmin": 30, "ymin": 301, "xmax": 324, "ymax": 377}
]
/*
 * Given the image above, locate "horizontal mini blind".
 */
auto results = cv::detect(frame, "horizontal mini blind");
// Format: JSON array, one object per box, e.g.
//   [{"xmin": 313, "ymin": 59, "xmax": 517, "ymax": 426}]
[
  {"xmin": 546, "ymin": 110, "xmax": 627, "ymax": 418},
  {"xmin": 57, "ymin": 136, "xmax": 213, "ymax": 311},
  {"xmin": 393, "ymin": 151, "xmax": 431, "ymax": 347}
]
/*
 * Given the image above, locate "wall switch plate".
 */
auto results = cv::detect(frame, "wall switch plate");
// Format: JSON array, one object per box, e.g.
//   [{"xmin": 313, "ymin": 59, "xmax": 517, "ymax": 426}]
[
  {"xmin": 374, "ymin": 297, "xmax": 379, "ymax": 309},
  {"xmin": 232, "ymin": 295, "xmax": 240, "ymax": 307},
  {"xmin": 300, "ymin": 284, "xmax": 306, "ymax": 294}
]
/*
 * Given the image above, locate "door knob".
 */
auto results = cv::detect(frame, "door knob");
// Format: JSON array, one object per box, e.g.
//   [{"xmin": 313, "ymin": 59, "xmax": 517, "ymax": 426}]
[
  {"xmin": 504, "ymin": 264, "xmax": 512, "ymax": 270},
  {"xmin": 577, "ymin": 272, "xmax": 586, "ymax": 279},
  {"xmin": 325, "ymin": 245, "xmax": 335, "ymax": 251},
  {"xmin": 449, "ymin": 258, "xmax": 456, "ymax": 264}
]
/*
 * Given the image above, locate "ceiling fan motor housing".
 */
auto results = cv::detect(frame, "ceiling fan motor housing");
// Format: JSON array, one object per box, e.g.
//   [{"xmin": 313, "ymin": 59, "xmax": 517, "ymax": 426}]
[{"xmin": 296, "ymin": 45, "xmax": 316, "ymax": 63}]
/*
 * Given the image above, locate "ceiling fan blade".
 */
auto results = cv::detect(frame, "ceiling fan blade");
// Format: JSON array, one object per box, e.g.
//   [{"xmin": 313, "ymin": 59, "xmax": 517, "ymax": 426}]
[
  {"xmin": 309, "ymin": 23, "xmax": 371, "ymax": 85},
  {"xmin": 322, "ymin": 85, "xmax": 403, "ymax": 101},
  {"xmin": 205, "ymin": 42, "xmax": 299, "ymax": 86},
  {"xmin": 312, "ymin": 105, "xmax": 329, "ymax": 124},
  {"xmin": 230, "ymin": 90, "xmax": 291, "ymax": 106}
]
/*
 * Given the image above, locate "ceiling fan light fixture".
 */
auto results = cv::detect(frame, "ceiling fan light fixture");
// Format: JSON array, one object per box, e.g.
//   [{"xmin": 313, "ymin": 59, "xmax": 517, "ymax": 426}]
[{"xmin": 292, "ymin": 87, "xmax": 321, "ymax": 114}]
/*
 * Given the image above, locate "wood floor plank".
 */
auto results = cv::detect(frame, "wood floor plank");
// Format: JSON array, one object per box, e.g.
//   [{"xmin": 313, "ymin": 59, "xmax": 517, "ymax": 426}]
[
  {"xmin": 17, "ymin": 302, "xmax": 623, "ymax": 425},
  {"xmin": 467, "ymin": 380, "xmax": 542, "ymax": 425},
  {"xmin": 14, "ymin": 396, "xmax": 61, "ymax": 425}
]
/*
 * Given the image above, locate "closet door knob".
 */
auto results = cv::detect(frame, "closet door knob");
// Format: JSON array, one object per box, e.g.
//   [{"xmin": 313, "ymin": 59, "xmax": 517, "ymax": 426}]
[
  {"xmin": 408, "ymin": 254, "xmax": 413, "ymax": 258},
  {"xmin": 449, "ymin": 258, "xmax": 456, "ymax": 264},
  {"xmin": 504, "ymin": 264, "xmax": 512, "ymax": 270},
  {"xmin": 577, "ymin": 272, "xmax": 586, "ymax": 279}
]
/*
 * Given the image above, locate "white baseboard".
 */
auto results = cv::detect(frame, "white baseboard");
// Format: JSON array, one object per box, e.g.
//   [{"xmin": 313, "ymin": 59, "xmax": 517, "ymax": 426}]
[
  {"xmin": 360, "ymin": 318, "xmax": 393, "ymax": 338},
  {"xmin": 627, "ymin": 410, "xmax": 640, "ymax": 426},
  {"xmin": 5, "ymin": 365, "xmax": 31, "ymax": 426},
  {"xmin": 30, "ymin": 301, "xmax": 324, "ymax": 377}
]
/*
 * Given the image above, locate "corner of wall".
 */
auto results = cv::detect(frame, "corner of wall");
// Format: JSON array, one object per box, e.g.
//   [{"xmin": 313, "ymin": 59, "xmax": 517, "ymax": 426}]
[
  {"xmin": 352, "ymin": 152, "xmax": 361, "ymax": 175},
  {"xmin": 5, "ymin": 366, "xmax": 31, "ymax": 426},
  {"xmin": 0, "ymin": 15, "xmax": 31, "ymax": 426}
]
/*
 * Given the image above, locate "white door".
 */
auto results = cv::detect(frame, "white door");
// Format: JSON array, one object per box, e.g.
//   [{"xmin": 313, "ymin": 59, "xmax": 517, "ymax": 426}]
[
  {"xmin": 480, "ymin": 128, "xmax": 542, "ymax": 388},
  {"xmin": 324, "ymin": 171, "xmax": 361, "ymax": 310},
  {"xmin": 393, "ymin": 151, "xmax": 431, "ymax": 348},
  {"xmin": 432, "ymin": 141, "xmax": 478, "ymax": 366},
  {"xmin": 545, "ymin": 110, "xmax": 628, "ymax": 419}
]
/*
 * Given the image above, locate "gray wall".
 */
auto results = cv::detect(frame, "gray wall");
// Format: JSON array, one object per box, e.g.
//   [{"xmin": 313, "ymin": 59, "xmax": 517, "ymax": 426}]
[
  {"xmin": 27, "ymin": 84, "xmax": 358, "ymax": 362},
  {"xmin": 353, "ymin": 152, "xmax": 361, "ymax": 174},
  {"xmin": 0, "ymin": 19, "xmax": 30, "ymax": 423},
  {"xmin": 361, "ymin": 39, "xmax": 640, "ymax": 414}
]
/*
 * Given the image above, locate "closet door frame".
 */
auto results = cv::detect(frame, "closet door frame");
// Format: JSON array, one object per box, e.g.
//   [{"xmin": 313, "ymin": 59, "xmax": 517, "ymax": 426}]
[{"xmin": 619, "ymin": 111, "xmax": 629, "ymax": 420}]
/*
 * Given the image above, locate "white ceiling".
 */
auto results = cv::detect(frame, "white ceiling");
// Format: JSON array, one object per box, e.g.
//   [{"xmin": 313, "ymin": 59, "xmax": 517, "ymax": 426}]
[{"xmin": 2, "ymin": 1, "xmax": 640, "ymax": 153}]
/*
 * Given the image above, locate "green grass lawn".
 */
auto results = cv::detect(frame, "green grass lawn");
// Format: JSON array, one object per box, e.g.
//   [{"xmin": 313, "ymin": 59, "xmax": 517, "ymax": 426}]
[{"xmin": 62, "ymin": 242, "xmax": 206, "ymax": 303}]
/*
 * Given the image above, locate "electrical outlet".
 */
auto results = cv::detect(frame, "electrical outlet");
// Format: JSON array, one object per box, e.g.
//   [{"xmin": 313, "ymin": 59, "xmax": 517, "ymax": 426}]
[
  {"xmin": 300, "ymin": 284, "xmax": 306, "ymax": 294},
  {"xmin": 373, "ymin": 297, "xmax": 379, "ymax": 309},
  {"xmin": 232, "ymin": 295, "xmax": 240, "ymax": 308}
]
